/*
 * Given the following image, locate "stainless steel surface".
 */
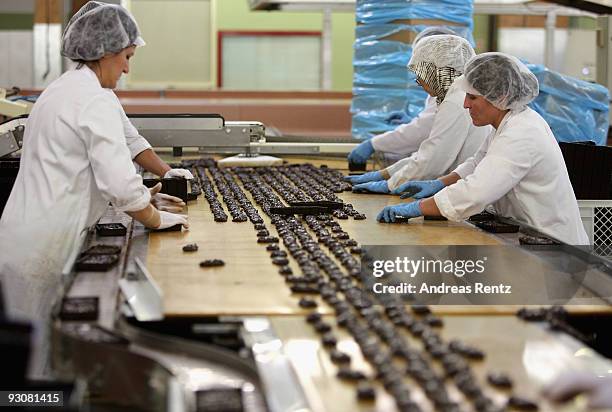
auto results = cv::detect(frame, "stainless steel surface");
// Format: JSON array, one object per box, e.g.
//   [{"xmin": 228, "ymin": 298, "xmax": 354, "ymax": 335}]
[
  {"xmin": 52, "ymin": 162, "xmax": 612, "ymax": 412},
  {"xmin": 52, "ymin": 323, "xmax": 175, "ymax": 412},
  {"xmin": 130, "ymin": 115, "xmax": 224, "ymax": 132},
  {"xmin": 248, "ymin": 0, "xmax": 354, "ymax": 11},
  {"xmin": 248, "ymin": 0, "xmax": 597, "ymax": 16},
  {"xmin": 55, "ymin": 205, "xmax": 269, "ymax": 412},
  {"xmin": 250, "ymin": 141, "xmax": 355, "ymax": 154},
  {"xmin": 242, "ymin": 318, "xmax": 311, "ymax": 412},
  {"xmin": 63, "ymin": 208, "xmax": 132, "ymax": 329},
  {"xmin": 0, "ymin": 116, "xmax": 26, "ymax": 157},
  {"xmin": 118, "ymin": 257, "xmax": 164, "ymax": 322},
  {"xmin": 120, "ymin": 319, "xmax": 269, "ymax": 412},
  {"xmin": 0, "ymin": 130, "xmax": 20, "ymax": 157},
  {"xmin": 129, "ymin": 115, "xmax": 265, "ymax": 149}
]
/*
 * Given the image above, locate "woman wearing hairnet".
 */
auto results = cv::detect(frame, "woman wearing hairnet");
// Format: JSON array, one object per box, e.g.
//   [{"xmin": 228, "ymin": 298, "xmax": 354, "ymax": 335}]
[
  {"xmin": 346, "ymin": 26, "xmax": 459, "ymax": 168},
  {"xmin": 349, "ymin": 35, "xmax": 491, "ymax": 194},
  {"xmin": 377, "ymin": 53, "xmax": 589, "ymax": 245},
  {"xmin": 0, "ymin": 1, "xmax": 188, "ymax": 377}
]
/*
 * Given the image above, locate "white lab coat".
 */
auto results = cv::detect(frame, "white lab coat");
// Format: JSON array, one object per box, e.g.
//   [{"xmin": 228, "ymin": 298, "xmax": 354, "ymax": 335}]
[
  {"xmin": 0, "ymin": 66, "xmax": 151, "ymax": 376},
  {"xmin": 434, "ymin": 107, "xmax": 589, "ymax": 245},
  {"xmin": 385, "ymin": 83, "xmax": 492, "ymax": 191},
  {"xmin": 371, "ymin": 95, "xmax": 437, "ymax": 160}
]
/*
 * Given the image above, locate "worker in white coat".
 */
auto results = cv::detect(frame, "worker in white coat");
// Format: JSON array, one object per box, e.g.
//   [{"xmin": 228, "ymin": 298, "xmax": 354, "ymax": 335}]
[
  {"xmin": 0, "ymin": 1, "xmax": 189, "ymax": 377},
  {"xmin": 346, "ymin": 26, "xmax": 458, "ymax": 168},
  {"xmin": 377, "ymin": 53, "xmax": 589, "ymax": 246},
  {"xmin": 350, "ymin": 35, "xmax": 490, "ymax": 194}
]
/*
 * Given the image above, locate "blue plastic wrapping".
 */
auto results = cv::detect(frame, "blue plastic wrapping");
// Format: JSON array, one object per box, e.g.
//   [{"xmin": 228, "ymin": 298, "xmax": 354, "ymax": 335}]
[
  {"xmin": 526, "ymin": 64, "xmax": 609, "ymax": 146},
  {"xmin": 351, "ymin": 0, "xmax": 474, "ymax": 140},
  {"xmin": 356, "ymin": 0, "xmax": 473, "ymax": 26}
]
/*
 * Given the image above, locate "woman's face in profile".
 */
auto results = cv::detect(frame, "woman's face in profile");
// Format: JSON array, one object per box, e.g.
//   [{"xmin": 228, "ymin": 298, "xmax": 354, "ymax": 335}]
[
  {"xmin": 463, "ymin": 93, "xmax": 502, "ymax": 127},
  {"xmin": 98, "ymin": 46, "xmax": 136, "ymax": 89}
]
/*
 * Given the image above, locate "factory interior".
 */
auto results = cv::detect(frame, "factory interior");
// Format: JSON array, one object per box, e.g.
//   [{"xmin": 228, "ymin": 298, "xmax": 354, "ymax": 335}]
[{"xmin": 1, "ymin": 0, "xmax": 612, "ymax": 411}]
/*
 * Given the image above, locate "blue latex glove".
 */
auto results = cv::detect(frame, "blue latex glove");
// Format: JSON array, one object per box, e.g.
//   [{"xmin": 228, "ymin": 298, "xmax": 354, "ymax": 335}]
[
  {"xmin": 392, "ymin": 179, "xmax": 445, "ymax": 199},
  {"xmin": 348, "ymin": 140, "xmax": 375, "ymax": 164},
  {"xmin": 345, "ymin": 171, "xmax": 384, "ymax": 184},
  {"xmin": 377, "ymin": 201, "xmax": 422, "ymax": 223},
  {"xmin": 352, "ymin": 180, "xmax": 389, "ymax": 194},
  {"xmin": 385, "ymin": 110, "xmax": 411, "ymax": 125}
]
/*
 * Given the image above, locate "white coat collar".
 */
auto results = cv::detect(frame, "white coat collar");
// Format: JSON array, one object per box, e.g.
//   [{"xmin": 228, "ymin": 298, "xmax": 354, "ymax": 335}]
[{"xmin": 73, "ymin": 64, "xmax": 103, "ymax": 88}]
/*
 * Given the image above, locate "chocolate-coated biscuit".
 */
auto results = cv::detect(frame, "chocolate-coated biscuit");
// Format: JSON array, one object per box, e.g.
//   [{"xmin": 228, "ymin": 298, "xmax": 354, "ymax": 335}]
[
  {"xmin": 75, "ymin": 254, "xmax": 119, "ymax": 271},
  {"xmin": 506, "ymin": 396, "xmax": 538, "ymax": 411},
  {"xmin": 82, "ymin": 245, "xmax": 121, "ymax": 255},
  {"xmin": 199, "ymin": 259, "xmax": 225, "ymax": 267},
  {"xmin": 486, "ymin": 372, "xmax": 513, "ymax": 388},
  {"xmin": 298, "ymin": 297, "xmax": 317, "ymax": 308},
  {"xmin": 182, "ymin": 243, "xmax": 199, "ymax": 252},
  {"xmin": 356, "ymin": 384, "xmax": 376, "ymax": 401}
]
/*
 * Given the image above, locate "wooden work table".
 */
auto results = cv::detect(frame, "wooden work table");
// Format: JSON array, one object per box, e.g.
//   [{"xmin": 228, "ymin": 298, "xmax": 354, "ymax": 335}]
[
  {"xmin": 146, "ymin": 156, "xmax": 609, "ymax": 316},
  {"xmin": 142, "ymin": 156, "xmax": 610, "ymax": 412},
  {"xmin": 270, "ymin": 315, "xmax": 609, "ymax": 412},
  {"xmin": 146, "ymin": 186, "xmax": 503, "ymax": 317}
]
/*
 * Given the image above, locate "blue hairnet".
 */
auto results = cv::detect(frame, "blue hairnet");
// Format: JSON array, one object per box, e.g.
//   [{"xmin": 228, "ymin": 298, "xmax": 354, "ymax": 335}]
[{"xmin": 61, "ymin": 1, "xmax": 145, "ymax": 61}]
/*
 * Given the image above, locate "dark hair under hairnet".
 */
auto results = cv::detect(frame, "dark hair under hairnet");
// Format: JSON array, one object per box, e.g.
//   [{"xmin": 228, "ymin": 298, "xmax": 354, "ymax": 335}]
[{"xmin": 61, "ymin": 1, "xmax": 145, "ymax": 62}]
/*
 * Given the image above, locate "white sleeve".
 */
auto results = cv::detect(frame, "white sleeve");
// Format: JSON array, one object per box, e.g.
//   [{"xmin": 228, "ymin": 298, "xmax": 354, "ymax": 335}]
[
  {"xmin": 433, "ymin": 131, "xmax": 534, "ymax": 221},
  {"xmin": 370, "ymin": 95, "xmax": 437, "ymax": 155},
  {"xmin": 110, "ymin": 92, "xmax": 152, "ymax": 159},
  {"xmin": 78, "ymin": 94, "xmax": 151, "ymax": 212},
  {"xmin": 385, "ymin": 99, "xmax": 472, "ymax": 191},
  {"xmin": 452, "ymin": 132, "xmax": 492, "ymax": 178}
]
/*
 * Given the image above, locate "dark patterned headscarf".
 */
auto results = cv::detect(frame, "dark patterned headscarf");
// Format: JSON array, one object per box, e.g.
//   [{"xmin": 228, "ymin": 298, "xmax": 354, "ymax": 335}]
[
  {"xmin": 407, "ymin": 35, "xmax": 475, "ymax": 105},
  {"xmin": 409, "ymin": 61, "xmax": 459, "ymax": 105}
]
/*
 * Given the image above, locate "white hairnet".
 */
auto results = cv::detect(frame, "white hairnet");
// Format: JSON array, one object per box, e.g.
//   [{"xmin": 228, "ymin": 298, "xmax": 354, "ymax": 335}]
[
  {"xmin": 456, "ymin": 52, "xmax": 539, "ymax": 110},
  {"xmin": 413, "ymin": 26, "xmax": 457, "ymax": 46},
  {"xmin": 408, "ymin": 35, "xmax": 474, "ymax": 73},
  {"xmin": 61, "ymin": 1, "xmax": 145, "ymax": 61}
]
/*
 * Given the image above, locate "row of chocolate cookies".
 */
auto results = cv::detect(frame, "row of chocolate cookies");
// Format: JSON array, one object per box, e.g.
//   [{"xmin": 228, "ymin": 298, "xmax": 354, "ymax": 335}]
[
  {"xmin": 278, "ymin": 165, "xmax": 365, "ymax": 220},
  {"xmin": 222, "ymin": 168, "xmax": 265, "ymax": 225},
  {"xmin": 230, "ymin": 165, "xmax": 531, "ymax": 411},
  {"xmin": 233, "ymin": 166, "xmax": 420, "ymax": 408},
  {"xmin": 194, "ymin": 165, "xmax": 228, "ymax": 222},
  {"xmin": 207, "ymin": 166, "xmax": 249, "ymax": 222}
]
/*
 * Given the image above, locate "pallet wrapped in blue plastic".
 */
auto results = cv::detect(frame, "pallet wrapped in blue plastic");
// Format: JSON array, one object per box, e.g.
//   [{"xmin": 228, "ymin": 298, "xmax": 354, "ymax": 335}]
[
  {"xmin": 351, "ymin": 0, "xmax": 474, "ymax": 140},
  {"xmin": 526, "ymin": 64, "xmax": 610, "ymax": 146}
]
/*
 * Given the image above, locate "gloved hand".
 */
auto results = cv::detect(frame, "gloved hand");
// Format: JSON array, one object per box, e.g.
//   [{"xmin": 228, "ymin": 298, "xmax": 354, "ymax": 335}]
[
  {"xmin": 352, "ymin": 180, "xmax": 389, "ymax": 194},
  {"xmin": 348, "ymin": 140, "xmax": 375, "ymax": 164},
  {"xmin": 345, "ymin": 171, "xmax": 384, "ymax": 184},
  {"xmin": 377, "ymin": 200, "xmax": 422, "ymax": 223},
  {"xmin": 164, "ymin": 168, "xmax": 194, "ymax": 180},
  {"xmin": 158, "ymin": 210, "xmax": 189, "ymax": 230},
  {"xmin": 149, "ymin": 183, "xmax": 185, "ymax": 213},
  {"xmin": 542, "ymin": 371, "xmax": 612, "ymax": 409},
  {"xmin": 385, "ymin": 110, "xmax": 411, "ymax": 125},
  {"xmin": 392, "ymin": 179, "xmax": 445, "ymax": 199}
]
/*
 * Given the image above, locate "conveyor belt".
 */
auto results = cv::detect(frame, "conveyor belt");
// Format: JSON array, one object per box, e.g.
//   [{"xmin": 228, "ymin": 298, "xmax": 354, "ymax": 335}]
[
  {"xmin": 145, "ymin": 157, "xmax": 609, "ymax": 317},
  {"xmin": 146, "ymin": 183, "xmax": 503, "ymax": 317},
  {"xmin": 270, "ymin": 315, "xmax": 612, "ymax": 412},
  {"xmin": 56, "ymin": 155, "xmax": 612, "ymax": 412}
]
